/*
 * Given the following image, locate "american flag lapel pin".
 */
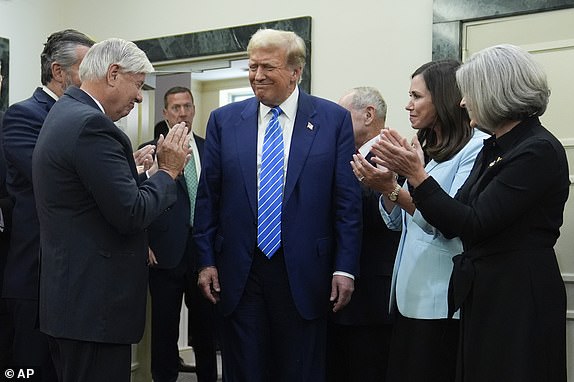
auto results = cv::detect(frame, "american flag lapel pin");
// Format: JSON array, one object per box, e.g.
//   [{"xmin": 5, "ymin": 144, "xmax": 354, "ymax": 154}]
[{"xmin": 307, "ymin": 122, "xmax": 314, "ymax": 130}]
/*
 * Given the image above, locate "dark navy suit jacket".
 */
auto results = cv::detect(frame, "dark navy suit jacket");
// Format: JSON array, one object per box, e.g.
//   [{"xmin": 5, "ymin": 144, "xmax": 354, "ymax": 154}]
[
  {"xmin": 33, "ymin": 86, "xmax": 177, "ymax": 344},
  {"xmin": 0, "ymin": 111, "xmax": 13, "ymax": 238},
  {"xmin": 331, "ymin": 156, "xmax": 401, "ymax": 326},
  {"xmin": 2, "ymin": 88, "xmax": 55, "ymax": 299},
  {"xmin": 194, "ymin": 89, "xmax": 362, "ymax": 320},
  {"xmin": 0, "ymin": 111, "xmax": 14, "ymax": 292},
  {"xmin": 147, "ymin": 135, "xmax": 204, "ymax": 270}
]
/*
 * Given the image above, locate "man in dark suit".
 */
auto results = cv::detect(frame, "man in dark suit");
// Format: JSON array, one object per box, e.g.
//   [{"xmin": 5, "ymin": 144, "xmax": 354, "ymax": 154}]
[
  {"xmin": 1, "ymin": 29, "xmax": 94, "ymax": 381},
  {"xmin": 1, "ymin": 61, "xmax": 16, "ymax": 368},
  {"xmin": 327, "ymin": 87, "xmax": 401, "ymax": 382},
  {"xmin": 139, "ymin": 119, "xmax": 169, "ymax": 149},
  {"xmin": 0, "ymin": 108, "xmax": 13, "ymax": 370},
  {"xmin": 32, "ymin": 38, "xmax": 189, "ymax": 382},
  {"xmin": 146, "ymin": 86, "xmax": 218, "ymax": 382},
  {"xmin": 194, "ymin": 28, "xmax": 362, "ymax": 381}
]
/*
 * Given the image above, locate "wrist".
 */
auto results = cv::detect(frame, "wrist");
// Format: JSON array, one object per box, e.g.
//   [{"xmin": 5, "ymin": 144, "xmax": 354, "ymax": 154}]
[
  {"xmin": 387, "ymin": 183, "xmax": 401, "ymax": 202},
  {"xmin": 158, "ymin": 168, "xmax": 179, "ymax": 180},
  {"xmin": 408, "ymin": 169, "xmax": 429, "ymax": 188}
]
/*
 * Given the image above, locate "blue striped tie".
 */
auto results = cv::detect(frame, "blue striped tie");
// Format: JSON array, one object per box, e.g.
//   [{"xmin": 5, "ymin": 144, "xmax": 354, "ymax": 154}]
[{"xmin": 258, "ymin": 107, "xmax": 283, "ymax": 258}]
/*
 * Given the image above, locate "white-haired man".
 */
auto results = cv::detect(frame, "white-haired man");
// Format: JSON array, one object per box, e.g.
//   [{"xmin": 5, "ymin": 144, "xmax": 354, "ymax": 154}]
[{"xmin": 32, "ymin": 38, "xmax": 189, "ymax": 381}]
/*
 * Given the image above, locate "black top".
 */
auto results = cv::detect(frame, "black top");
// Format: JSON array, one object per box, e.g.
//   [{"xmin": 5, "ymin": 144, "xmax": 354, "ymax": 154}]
[{"xmin": 412, "ymin": 117, "xmax": 569, "ymax": 381}]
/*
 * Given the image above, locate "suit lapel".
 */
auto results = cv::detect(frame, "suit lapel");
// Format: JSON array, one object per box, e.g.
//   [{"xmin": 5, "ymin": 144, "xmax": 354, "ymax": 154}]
[
  {"xmin": 237, "ymin": 99, "xmax": 260, "ymax": 217},
  {"xmin": 238, "ymin": 92, "xmax": 318, "ymax": 213},
  {"xmin": 33, "ymin": 88, "xmax": 57, "ymax": 111},
  {"xmin": 284, "ymin": 92, "xmax": 318, "ymax": 204}
]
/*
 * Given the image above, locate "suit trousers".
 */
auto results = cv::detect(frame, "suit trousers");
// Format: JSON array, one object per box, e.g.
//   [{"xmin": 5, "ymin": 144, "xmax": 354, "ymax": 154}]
[
  {"xmin": 149, "ymin": 234, "xmax": 218, "ymax": 382},
  {"xmin": 326, "ymin": 321, "xmax": 393, "ymax": 382},
  {"xmin": 6, "ymin": 299, "xmax": 57, "ymax": 381},
  {"xmin": 47, "ymin": 336, "xmax": 131, "ymax": 382},
  {"xmin": 184, "ymin": 268, "xmax": 219, "ymax": 382},
  {"xmin": 0, "ymin": 240, "xmax": 14, "ymax": 369},
  {"xmin": 0, "ymin": 297, "xmax": 12, "ymax": 369},
  {"xmin": 220, "ymin": 248, "xmax": 327, "ymax": 382},
  {"xmin": 149, "ymin": 254, "xmax": 191, "ymax": 382}
]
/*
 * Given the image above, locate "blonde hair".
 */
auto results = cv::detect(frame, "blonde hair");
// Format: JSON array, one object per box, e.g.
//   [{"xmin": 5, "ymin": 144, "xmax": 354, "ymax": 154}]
[{"xmin": 247, "ymin": 29, "xmax": 306, "ymax": 70}]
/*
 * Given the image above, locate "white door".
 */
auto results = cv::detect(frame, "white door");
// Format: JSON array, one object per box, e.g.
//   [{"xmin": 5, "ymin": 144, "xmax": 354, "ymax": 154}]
[{"xmin": 462, "ymin": 8, "xmax": 574, "ymax": 380}]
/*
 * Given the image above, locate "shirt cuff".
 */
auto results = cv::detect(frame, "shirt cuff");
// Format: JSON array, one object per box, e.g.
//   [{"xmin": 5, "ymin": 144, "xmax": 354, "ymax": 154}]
[{"xmin": 333, "ymin": 271, "xmax": 355, "ymax": 280}]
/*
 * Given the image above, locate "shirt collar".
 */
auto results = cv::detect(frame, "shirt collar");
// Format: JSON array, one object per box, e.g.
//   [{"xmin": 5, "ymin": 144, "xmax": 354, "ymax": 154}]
[
  {"xmin": 486, "ymin": 116, "xmax": 539, "ymax": 154},
  {"xmin": 258, "ymin": 86, "xmax": 299, "ymax": 121},
  {"xmin": 41, "ymin": 86, "xmax": 59, "ymax": 101},
  {"xmin": 80, "ymin": 88, "xmax": 106, "ymax": 113},
  {"xmin": 358, "ymin": 135, "xmax": 379, "ymax": 157}
]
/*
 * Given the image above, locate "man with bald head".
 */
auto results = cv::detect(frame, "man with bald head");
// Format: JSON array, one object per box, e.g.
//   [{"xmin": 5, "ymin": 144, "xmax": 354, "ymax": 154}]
[{"xmin": 327, "ymin": 87, "xmax": 400, "ymax": 382}]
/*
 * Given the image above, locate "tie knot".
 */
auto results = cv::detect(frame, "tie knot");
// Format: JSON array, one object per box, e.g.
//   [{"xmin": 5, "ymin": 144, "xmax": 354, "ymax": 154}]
[{"xmin": 271, "ymin": 107, "xmax": 282, "ymax": 118}]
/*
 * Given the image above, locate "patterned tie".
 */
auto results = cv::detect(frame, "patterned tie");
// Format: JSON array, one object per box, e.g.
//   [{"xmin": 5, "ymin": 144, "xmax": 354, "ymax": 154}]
[
  {"xmin": 184, "ymin": 153, "xmax": 198, "ymax": 225},
  {"xmin": 257, "ymin": 107, "xmax": 284, "ymax": 258}
]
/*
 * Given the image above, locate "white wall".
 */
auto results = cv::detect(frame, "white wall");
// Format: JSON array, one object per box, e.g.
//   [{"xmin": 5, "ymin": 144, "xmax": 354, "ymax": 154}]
[
  {"xmin": 0, "ymin": 0, "xmax": 62, "ymax": 104},
  {"xmin": 0, "ymin": 0, "xmax": 433, "ymax": 137},
  {"xmin": 195, "ymin": 77, "xmax": 250, "ymax": 137}
]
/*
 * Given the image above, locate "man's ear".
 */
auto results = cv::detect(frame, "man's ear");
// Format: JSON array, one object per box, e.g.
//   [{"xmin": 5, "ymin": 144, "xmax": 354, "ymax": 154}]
[
  {"xmin": 291, "ymin": 66, "xmax": 302, "ymax": 82},
  {"xmin": 107, "ymin": 63, "xmax": 120, "ymax": 86},
  {"xmin": 51, "ymin": 62, "xmax": 64, "ymax": 83},
  {"xmin": 365, "ymin": 105, "xmax": 376, "ymax": 125}
]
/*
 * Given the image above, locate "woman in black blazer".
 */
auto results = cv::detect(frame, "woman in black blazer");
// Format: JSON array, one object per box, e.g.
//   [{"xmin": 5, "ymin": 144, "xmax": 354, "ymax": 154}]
[{"xmin": 375, "ymin": 44, "xmax": 568, "ymax": 382}]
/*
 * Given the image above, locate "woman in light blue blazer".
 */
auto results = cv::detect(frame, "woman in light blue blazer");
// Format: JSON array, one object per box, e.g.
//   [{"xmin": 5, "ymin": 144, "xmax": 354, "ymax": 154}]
[{"xmin": 352, "ymin": 60, "xmax": 489, "ymax": 382}]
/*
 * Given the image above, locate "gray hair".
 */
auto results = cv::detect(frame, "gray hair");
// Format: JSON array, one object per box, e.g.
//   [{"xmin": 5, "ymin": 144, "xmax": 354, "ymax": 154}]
[
  {"xmin": 79, "ymin": 38, "xmax": 154, "ymax": 82},
  {"xmin": 40, "ymin": 29, "xmax": 94, "ymax": 85},
  {"xmin": 345, "ymin": 86, "xmax": 387, "ymax": 121},
  {"xmin": 456, "ymin": 44, "xmax": 550, "ymax": 131},
  {"xmin": 247, "ymin": 29, "xmax": 306, "ymax": 70}
]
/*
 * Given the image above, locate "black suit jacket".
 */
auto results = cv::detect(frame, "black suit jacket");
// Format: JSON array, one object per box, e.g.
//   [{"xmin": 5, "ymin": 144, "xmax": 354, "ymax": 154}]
[
  {"xmin": 332, "ymin": 154, "xmax": 401, "ymax": 326},
  {"xmin": 147, "ymin": 134, "xmax": 204, "ymax": 269},
  {"xmin": 0, "ymin": 111, "xmax": 12, "ymax": 235},
  {"xmin": 33, "ymin": 86, "xmax": 178, "ymax": 344},
  {"xmin": 138, "ymin": 120, "xmax": 169, "ymax": 151},
  {"xmin": 0, "ymin": 111, "xmax": 14, "ymax": 291},
  {"xmin": 2, "ymin": 88, "xmax": 55, "ymax": 299}
]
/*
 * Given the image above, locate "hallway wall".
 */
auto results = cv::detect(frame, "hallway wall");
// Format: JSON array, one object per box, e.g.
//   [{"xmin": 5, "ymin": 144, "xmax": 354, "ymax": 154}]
[{"xmin": 0, "ymin": 0, "xmax": 433, "ymax": 136}]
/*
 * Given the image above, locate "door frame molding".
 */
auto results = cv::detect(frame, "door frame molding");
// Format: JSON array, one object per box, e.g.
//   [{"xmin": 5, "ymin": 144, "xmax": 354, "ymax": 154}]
[{"xmin": 432, "ymin": 0, "xmax": 574, "ymax": 60}]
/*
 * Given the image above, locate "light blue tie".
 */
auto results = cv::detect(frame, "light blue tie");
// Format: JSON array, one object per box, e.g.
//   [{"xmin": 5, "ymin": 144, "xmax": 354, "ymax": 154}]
[{"xmin": 257, "ymin": 107, "xmax": 283, "ymax": 258}]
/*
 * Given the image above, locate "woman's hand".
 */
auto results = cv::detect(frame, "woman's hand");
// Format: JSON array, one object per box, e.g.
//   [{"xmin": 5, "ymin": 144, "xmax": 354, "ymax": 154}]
[
  {"xmin": 350, "ymin": 153, "xmax": 397, "ymax": 194},
  {"xmin": 371, "ymin": 128, "xmax": 429, "ymax": 187}
]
